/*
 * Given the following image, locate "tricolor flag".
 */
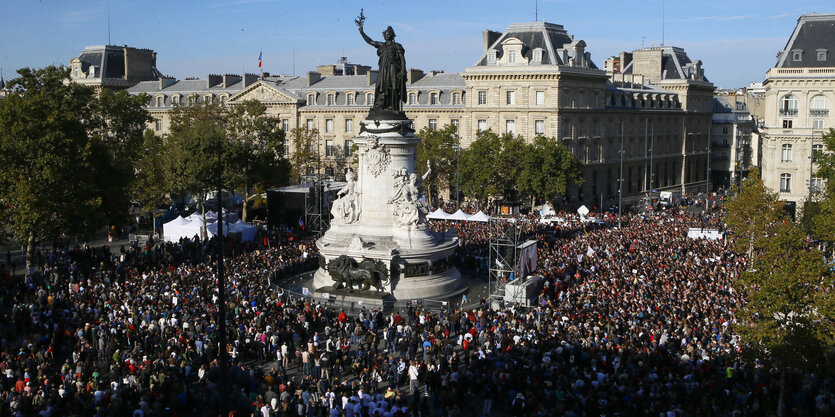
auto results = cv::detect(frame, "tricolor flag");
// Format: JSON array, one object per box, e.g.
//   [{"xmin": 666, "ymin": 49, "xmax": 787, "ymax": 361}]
[
  {"xmin": 258, "ymin": 51, "xmax": 262, "ymax": 68},
  {"xmin": 586, "ymin": 245, "xmax": 596, "ymax": 257}
]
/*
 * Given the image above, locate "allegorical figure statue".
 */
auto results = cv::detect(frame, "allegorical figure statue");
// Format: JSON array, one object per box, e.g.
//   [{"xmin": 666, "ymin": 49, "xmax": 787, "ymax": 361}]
[
  {"xmin": 388, "ymin": 162, "xmax": 431, "ymax": 227},
  {"xmin": 355, "ymin": 9, "xmax": 407, "ymax": 118},
  {"xmin": 331, "ymin": 168, "xmax": 360, "ymax": 224}
]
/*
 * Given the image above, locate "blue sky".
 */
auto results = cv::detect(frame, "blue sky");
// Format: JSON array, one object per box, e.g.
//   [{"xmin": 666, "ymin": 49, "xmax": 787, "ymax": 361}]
[{"xmin": 0, "ymin": 0, "xmax": 831, "ymax": 89}]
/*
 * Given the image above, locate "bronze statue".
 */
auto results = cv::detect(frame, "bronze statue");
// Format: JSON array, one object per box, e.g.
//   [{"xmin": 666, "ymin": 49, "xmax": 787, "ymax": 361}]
[
  {"xmin": 356, "ymin": 9, "xmax": 407, "ymax": 120},
  {"xmin": 327, "ymin": 255, "xmax": 389, "ymax": 293}
]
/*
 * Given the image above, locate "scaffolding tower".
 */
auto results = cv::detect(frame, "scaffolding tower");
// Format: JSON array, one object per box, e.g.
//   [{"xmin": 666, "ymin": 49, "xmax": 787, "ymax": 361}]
[
  {"xmin": 304, "ymin": 182, "xmax": 327, "ymax": 236},
  {"xmin": 488, "ymin": 217, "xmax": 524, "ymax": 305}
]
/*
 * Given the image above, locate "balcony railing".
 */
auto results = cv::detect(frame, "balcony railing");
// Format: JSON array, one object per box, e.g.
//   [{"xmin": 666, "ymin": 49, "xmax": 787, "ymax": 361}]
[
  {"xmin": 810, "ymin": 110, "xmax": 829, "ymax": 117},
  {"xmin": 779, "ymin": 109, "xmax": 798, "ymax": 117}
]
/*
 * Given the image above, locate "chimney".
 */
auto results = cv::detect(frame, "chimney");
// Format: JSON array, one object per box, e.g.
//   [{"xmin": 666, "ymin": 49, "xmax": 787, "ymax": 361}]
[
  {"xmin": 223, "ymin": 74, "xmax": 242, "ymax": 88},
  {"xmin": 317, "ymin": 65, "xmax": 337, "ymax": 76},
  {"xmin": 407, "ymin": 69, "xmax": 424, "ymax": 84},
  {"xmin": 694, "ymin": 60, "xmax": 703, "ymax": 81},
  {"xmin": 158, "ymin": 76, "xmax": 176, "ymax": 89},
  {"xmin": 206, "ymin": 74, "xmax": 222, "ymax": 89},
  {"xmin": 571, "ymin": 40, "xmax": 586, "ymax": 67},
  {"xmin": 354, "ymin": 65, "xmax": 371, "ymax": 75},
  {"xmin": 482, "ymin": 30, "xmax": 502, "ymax": 53},
  {"xmin": 367, "ymin": 70, "xmax": 378, "ymax": 86},
  {"xmin": 243, "ymin": 73, "xmax": 259, "ymax": 87},
  {"xmin": 306, "ymin": 71, "xmax": 321, "ymax": 87}
]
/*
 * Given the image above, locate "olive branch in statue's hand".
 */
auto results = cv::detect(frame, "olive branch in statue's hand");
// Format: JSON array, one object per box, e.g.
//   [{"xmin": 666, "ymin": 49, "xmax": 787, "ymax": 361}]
[{"xmin": 355, "ymin": 9, "xmax": 365, "ymax": 28}]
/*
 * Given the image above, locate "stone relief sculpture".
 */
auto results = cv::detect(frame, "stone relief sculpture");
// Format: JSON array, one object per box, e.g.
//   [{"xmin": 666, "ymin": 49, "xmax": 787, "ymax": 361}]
[
  {"xmin": 361, "ymin": 137, "xmax": 390, "ymax": 177},
  {"xmin": 388, "ymin": 162, "xmax": 431, "ymax": 227},
  {"xmin": 331, "ymin": 168, "xmax": 360, "ymax": 224}
]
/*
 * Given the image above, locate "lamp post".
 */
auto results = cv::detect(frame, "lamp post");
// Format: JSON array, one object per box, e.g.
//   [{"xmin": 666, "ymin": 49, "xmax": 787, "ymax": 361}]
[
  {"xmin": 618, "ymin": 122, "xmax": 624, "ymax": 228},
  {"xmin": 215, "ymin": 136, "xmax": 228, "ymax": 414}
]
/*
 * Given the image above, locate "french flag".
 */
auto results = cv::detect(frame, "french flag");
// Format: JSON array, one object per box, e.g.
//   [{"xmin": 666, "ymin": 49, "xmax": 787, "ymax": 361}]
[{"xmin": 258, "ymin": 51, "xmax": 262, "ymax": 68}]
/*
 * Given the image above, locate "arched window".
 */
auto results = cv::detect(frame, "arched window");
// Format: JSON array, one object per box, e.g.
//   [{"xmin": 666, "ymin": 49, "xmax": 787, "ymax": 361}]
[
  {"xmin": 780, "ymin": 94, "xmax": 798, "ymax": 116},
  {"xmin": 408, "ymin": 92, "xmax": 416, "ymax": 105},
  {"xmin": 810, "ymin": 95, "xmax": 829, "ymax": 117}
]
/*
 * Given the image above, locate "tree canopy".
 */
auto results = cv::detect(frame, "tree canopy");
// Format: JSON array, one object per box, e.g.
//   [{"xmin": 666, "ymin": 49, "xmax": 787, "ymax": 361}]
[
  {"xmin": 517, "ymin": 135, "xmax": 583, "ymax": 209},
  {"xmin": 416, "ymin": 124, "xmax": 458, "ymax": 207}
]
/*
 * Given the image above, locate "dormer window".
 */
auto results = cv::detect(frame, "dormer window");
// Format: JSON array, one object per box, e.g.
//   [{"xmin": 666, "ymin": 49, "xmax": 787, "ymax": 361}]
[
  {"xmin": 347, "ymin": 93, "xmax": 355, "ymax": 105},
  {"xmin": 307, "ymin": 94, "xmax": 316, "ymax": 106},
  {"xmin": 73, "ymin": 67, "xmax": 80, "ymax": 79},
  {"xmin": 452, "ymin": 92, "xmax": 461, "ymax": 105},
  {"xmin": 487, "ymin": 50, "xmax": 497, "ymax": 64},
  {"xmin": 408, "ymin": 92, "xmax": 416, "ymax": 105},
  {"xmin": 366, "ymin": 93, "xmax": 374, "ymax": 106},
  {"xmin": 792, "ymin": 50, "xmax": 803, "ymax": 62},
  {"xmin": 532, "ymin": 49, "xmax": 543, "ymax": 63},
  {"xmin": 204, "ymin": 94, "xmax": 214, "ymax": 104},
  {"xmin": 817, "ymin": 49, "xmax": 828, "ymax": 62},
  {"xmin": 327, "ymin": 93, "xmax": 335, "ymax": 106},
  {"xmin": 430, "ymin": 92, "xmax": 438, "ymax": 105},
  {"xmin": 508, "ymin": 51, "xmax": 517, "ymax": 64},
  {"xmin": 156, "ymin": 96, "xmax": 163, "ymax": 107},
  {"xmin": 172, "ymin": 95, "xmax": 180, "ymax": 105}
]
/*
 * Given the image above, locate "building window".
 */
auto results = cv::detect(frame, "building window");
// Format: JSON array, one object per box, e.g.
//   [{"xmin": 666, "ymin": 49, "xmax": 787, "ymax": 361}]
[
  {"xmin": 535, "ymin": 120, "xmax": 545, "ymax": 135},
  {"xmin": 307, "ymin": 94, "xmax": 316, "ymax": 106},
  {"xmin": 188, "ymin": 95, "xmax": 197, "ymax": 105},
  {"xmin": 508, "ymin": 51, "xmax": 517, "ymax": 63},
  {"xmin": 156, "ymin": 96, "xmax": 163, "ymax": 106},
  {"xmin": 813, "ymin": 144, "xmax": 823, "ymax": 162},
  {"xmin": 487, "ymin": 51, "xmax": 497, "ymax": 64},
  {"xmin": 204, "ymin": 95, "xmax": 213, "ymax": 103},
  {"xmin": 780, "ymin": 94, "xmax": 798, "ymax": 116},
  {"xmin": 810, "ymin": 95, "xmax": 829, "ymax": 117},
  {"xmin": 327, "ymin": 94, "xmax": 335, "ymax": 106},
  {"xmin": 451, "ymin": 119, "xmax": 459, "ymax": 132},
  {"xmin": 172, "ymin": 95, "xmax": 180, "ymax": 105},
  {"xmin": 814, "ymin": 120, "xmax": 825, "ymax": 130},
  {"xmin": 325, "ymin": 140, "xmax": 334, "ymax": 157},
  {"xmin": 325, "ymin": 167, "xmax": 334, "ymax": 177},
  {"xmin": 345, "ymin": 119, "xmax": 353, "ymax": 133},
  {"xmin": 780, "ymin": 173, "xmax": 792, "ymax": 193},
  {"xmin": 325, "ymin": 119, "xmax": 333, "ymax": 133},
  {"xmin": 408, "ymin": 92, "xmax": 416, "ymax": 105},
  {"xmin": 792, "ymin": 50, "xmax": 802, "ymax": 61},
  {"xmin": 306, "ymin": 119, "xmax": 314, "ymax": 131},
  {"xmin": 428, "ymin": 119, "xmax": 437, "ymax": 130},
  {"xmin": 535, "ymin": 91, "xmax": 545, "ymax": 106},
  {"xmin": 532, "ymin": 49, "xmax": 542, "ymax": 63},
  {"xmin": 722, "ymin": 126, "xmax": 728, "ymax": 134},
  {"xmin": 281, "ymin": 119, "xmax": 289, "ymax": 132},
  {"xmin": 783, "ymin": 120, "xmax": 793, "ymax": 128},
  {"xmin": 347, "ymin": 94, "xmax": 355, "ymax": 105},
  {"xmin": 817, "ymin": 49, "xmax": 828, "ymax": 61},
  {"xmin": 452, "ymin": 92, "xmax": 461, "ymax": 105},
  {"xmin": 781, "ymin": 144, "xmax": 792, "ymax": 162},
  {"xmin": 812, "ymin": 177, "xmax": 823, "ymax": 194},
  {"xmin": 155, "ymin": 119, "xmax": 162, "ymax": 131},
  {"xmin": 73, "ymin": 67, "xmax": 80, "ymax": 78},
  {"xmin": 345, "ymin": 140, "xmax": 354, "ymax": 156},
  {"xmin": 477, "ymin": 119, "xmax": 487, "ymax": 131},
  {"xmin": 430, "ymin": 92, "xmax": 438, "ymax": 105},
  {"xmin": 478, "ymin": 91, "xmax": 487, "ymax": 105},
  {"xmin": 506, "ymin": 91, "xmax": 515, "ymax": 105},
  {"xmin": 367, "ymin": 93, "xmax": 374, "ymax": 106},
  {"xmin": 506, "ymin": 120, "xmax": 515, "ymax": 134},
  {"xmin": 306, "ymin": 166, "xmax": 315, "ymax": 176},
  {"xmin": 220, "ymin": 95, "xmax": 227, "ymax": 104}
]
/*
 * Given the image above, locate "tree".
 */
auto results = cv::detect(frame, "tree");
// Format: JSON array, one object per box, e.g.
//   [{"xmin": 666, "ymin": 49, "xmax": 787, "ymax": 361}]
[
  {"xmin": 517, "ymin": 135, "xmax": 583, "ymax": 210},
  {"xmin": 0, "ymin": 66, "xmax": 147, "ymax": 269},
  {"xmin": 737, "ymin": 221, "xmax": 834, "ymax": 373},
  {"xmin": 459, "ymin": 129, "xmax": 526, "ymax": 205},
  {"xmin": 288, "ymin": 127, "xmax": 321, "ymax": 182},
  {"xmin": 809, "ymin": 128, "xmax": 835, "ymax": 245},
  {"xmin": 724, "ymin": 167, "xmax": 783, "ymax": 256},
  {"xmin": 416, "ymin": 124, "xmax": 458, "ymax": 207},
  {"xmin": 133, "ymin": 129, "xmax": 171, "ymax": 234},
  {"xmin": 226, "ymin": 100, "xmax": 290, "ymax": 222},
  {"xmin": 166, "ymin": 101, "xmax": 232, "ymax": 238}
]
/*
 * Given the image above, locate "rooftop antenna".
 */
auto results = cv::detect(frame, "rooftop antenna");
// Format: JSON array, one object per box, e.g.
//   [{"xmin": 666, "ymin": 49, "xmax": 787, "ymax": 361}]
[
  {"xmin": 292, "ymin": 45, "xmax": 296, "ymax": 76},
  {"xmin": 535, "ymin": 0, "xmax": 538, "ymax": 21},
  {"xmin": 661, "ymin": 0, "xmax": 665, "ymax": 46},
  {"xmin": 107, "ymin": 0, "xmax": 111, "ymax": 45},
  {"xmin": 641, "ymin": 36, "xmax": 646, "ymax": 48}
]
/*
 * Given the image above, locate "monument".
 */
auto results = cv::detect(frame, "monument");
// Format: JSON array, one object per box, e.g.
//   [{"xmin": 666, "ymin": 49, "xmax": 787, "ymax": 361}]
[{"xmin": 312, "ymin": 11, "xmax": 464, "ymax": 306}]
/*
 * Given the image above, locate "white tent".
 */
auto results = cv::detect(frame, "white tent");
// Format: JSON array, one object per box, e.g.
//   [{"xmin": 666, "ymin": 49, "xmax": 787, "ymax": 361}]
[
  {"xmin": 206, "ymin": 219, "xmax": 258, "ymax": 242},
  {"xmin": 447, "ymin": 209, "xmax": 471, "ymax": 221},
  {"xmin": 426, "ymin": 208, "xmax": 451, "ymax": 220},
  {"xmin": 162, "ymin": 216, "xmax": 202, "ymax": 242},
  {"xmin": 468, "ymin": 211, "xmax": 491, "ymax": 222}
]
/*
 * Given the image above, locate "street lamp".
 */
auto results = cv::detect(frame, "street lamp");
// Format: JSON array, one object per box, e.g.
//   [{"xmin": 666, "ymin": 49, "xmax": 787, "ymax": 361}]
[{"xmin": 618, "ymin": 122, "xmax": 624, "ymax": 228}]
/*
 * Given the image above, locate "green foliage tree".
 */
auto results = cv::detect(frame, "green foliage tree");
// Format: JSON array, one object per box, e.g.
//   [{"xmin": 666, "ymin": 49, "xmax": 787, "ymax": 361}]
[
  {"xmin": 133, "ymin": 129, "xmax": 171, "ymax": 234},
  {"xmin": 517, "ymin": 135, "xmax": 583, "ymax": 210},
  {"xmin": 0, "ymin": 66, "xmax": 147, "ymax": 268},
  {"xmin": 737, "ymin": 221, "xmax": 834, "ymax": 373},
  {"xmin": 288, "ymin": 127, "xmax": 321, "ymax": 183},
  {"xmin": 226, "ymin": 100, "xmax": 290, "ymax": 221},
  {"xmin": 724, "ymin": 167, "xmax": 782, "ymax": 256},
  {"xmin": 166, "ymin": 101, "xmax": 232, "ymax": 238},
  {"xmin": 459, "ymin": 129, "xmax": 526, "ymax": 205},
  {"xmin": 416, "ymin": 124, "xmax": 458, "ymax": 207},
  {"xmin": 810, "ymin": 128, "xmax": 835, "ymax": 245}
]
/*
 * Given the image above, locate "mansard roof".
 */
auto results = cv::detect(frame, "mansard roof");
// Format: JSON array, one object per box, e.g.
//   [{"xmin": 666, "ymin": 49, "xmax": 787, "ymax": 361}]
[
  {"xmin": 473, "ymin": 22, "xmax": 598, "ymax": 69},
  {"xmin": 621, "ymin": 46, "xmax": 709, "ymax": 82},
  {"xmin": 776, "ymin": 14, "xmax": 835, "ymax": 68}
]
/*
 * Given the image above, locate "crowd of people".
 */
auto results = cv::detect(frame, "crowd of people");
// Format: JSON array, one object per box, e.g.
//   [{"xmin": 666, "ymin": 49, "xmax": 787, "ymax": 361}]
[{"xmin": 0, "ymin": 206, "xmax": 832, "ymax": 416}]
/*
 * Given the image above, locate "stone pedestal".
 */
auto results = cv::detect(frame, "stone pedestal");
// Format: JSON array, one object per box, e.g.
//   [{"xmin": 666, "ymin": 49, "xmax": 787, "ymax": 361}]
[{"xmin": 313, "ymin": 119, "xmax": 464, "ymax": 302}]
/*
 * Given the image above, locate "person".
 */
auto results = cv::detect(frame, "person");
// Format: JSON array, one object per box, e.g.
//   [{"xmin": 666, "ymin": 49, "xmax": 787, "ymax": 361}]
[
  {"xmin": 356, "ymin": 11, "xmax": 406, "ymax": 115},
  {"xmin": 332, "ymin": 169, "xmax": 360, "ymax": 224}
]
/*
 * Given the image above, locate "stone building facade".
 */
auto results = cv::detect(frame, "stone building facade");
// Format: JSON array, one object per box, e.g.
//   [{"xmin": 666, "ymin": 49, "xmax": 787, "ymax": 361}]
[
  {"xmin": 711, "ymin": 93, "xmax": 755, "ymax": 190},
  {"xmin": 759, "ymin": 14, "xmax": 835, "ymax": 216},
  {"xmin": 114, "ymin": 21, "xmax": 715, "ymax": 207}
]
